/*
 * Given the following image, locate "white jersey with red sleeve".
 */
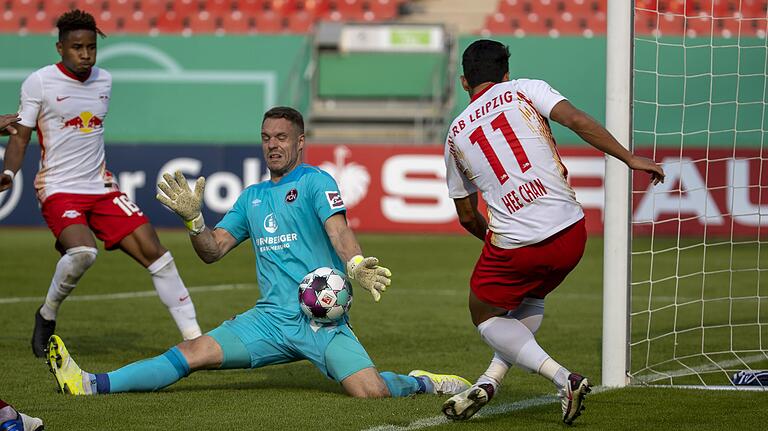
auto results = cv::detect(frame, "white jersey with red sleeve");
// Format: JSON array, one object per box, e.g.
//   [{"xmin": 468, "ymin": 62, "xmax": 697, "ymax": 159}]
[
  {"xmin": 444, "ymin": 79, "xmax": 584, "ymax": 249},
  {"xmin": 17, "ymin": 63, "xmax": 113, "ymax": 202}
]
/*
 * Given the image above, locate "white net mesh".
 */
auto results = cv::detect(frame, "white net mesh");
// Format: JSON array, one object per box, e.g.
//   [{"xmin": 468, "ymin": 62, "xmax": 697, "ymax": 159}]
[{"xmin": 630, "ymin": 0, "xmax": 768, "ymax": 387}]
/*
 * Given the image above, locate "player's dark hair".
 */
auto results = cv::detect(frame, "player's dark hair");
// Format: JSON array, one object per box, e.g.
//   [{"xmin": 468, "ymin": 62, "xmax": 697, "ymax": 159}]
[
  {"xmin": 462, "ymin": 39, "xmax": 510, "ymax": 88},
  {"xmin": 57, "ymin": 9, "xmax": 106, "ymax": 41},
  {"xmin": 263, "ymin": 106, "xmax": 305, "ymax": 135}
]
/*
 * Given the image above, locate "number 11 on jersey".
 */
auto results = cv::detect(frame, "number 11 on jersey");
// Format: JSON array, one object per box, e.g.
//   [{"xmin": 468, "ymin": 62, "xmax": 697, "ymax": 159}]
[{"xmin": 468, "ymin": 112, "xmax": 532, "ymax": 185}]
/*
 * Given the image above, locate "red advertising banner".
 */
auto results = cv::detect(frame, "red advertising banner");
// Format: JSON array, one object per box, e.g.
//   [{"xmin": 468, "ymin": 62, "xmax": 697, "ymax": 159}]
[{"xmin": 304, "ymin": 145, "xmax": 768, "ymax": 236}]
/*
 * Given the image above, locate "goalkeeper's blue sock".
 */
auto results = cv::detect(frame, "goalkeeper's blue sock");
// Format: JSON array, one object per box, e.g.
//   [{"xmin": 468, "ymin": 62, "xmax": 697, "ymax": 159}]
[
  {"xmin": 94, "ymin": 347, "xmax": 190, "ymax": 393},
  {"xmin": 380, "ymin": 372, "xmax": 429, "ymax": 397}
]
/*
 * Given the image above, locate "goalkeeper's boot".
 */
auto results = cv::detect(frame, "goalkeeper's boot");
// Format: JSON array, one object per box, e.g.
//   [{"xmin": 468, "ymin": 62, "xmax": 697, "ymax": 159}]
[
  {"xmin": 31, "ymin": 307, "xmax": 55, "ymax": 358},
  {"xmin": 560, "ymin": 373, "xmax": 591, "ymax": 425},
  {"xmin": 442, "ymin": 383, "xmax": 494, "ymax": 421},
  {"xmin": 408, "ymin": 370, "xmax": 472, "ymax": 395},
  {"xmin": 0, "ymin": 413, "xmax": 44, "ymax": 431},
  {"xmin": 46, "ymin": 335, "xmax": 90, "ymax": 395}
]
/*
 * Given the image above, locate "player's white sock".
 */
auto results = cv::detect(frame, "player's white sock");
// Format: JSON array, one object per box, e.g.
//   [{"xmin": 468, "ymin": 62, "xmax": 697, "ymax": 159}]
[
  {"xmin": 539, "ymin": 357, "xmax": 570, "ymax": 389},
  {"xmin": 40, "ymin": 247, "xmax": 98, "ymax": 321},
  {"xmin": 478, "ymin": 316, "xmax": 569, "ymax": 388},
  {"xmin": 476, "ymin": 354, "xmax": 509, "ymax": 392},
  {"xmin": 475, "ymin": 298, "xmax": 546, "ymax": 392},
  {"xmin": 148, "ymin": 251, "xmax": 202, "ymax": 340}
]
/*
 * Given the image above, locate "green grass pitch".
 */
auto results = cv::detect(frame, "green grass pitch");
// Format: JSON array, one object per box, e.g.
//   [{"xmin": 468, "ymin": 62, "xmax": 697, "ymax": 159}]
[{"xmin": 1, "ymin": 228, "xmax": 766, "ymax": 430}]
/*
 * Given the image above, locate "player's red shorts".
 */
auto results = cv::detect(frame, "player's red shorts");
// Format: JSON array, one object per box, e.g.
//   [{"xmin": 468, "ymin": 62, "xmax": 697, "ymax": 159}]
[
  {"xmin": 41, "ymin": 192, "xmax": 150, "ymax": 250},
  {"xmin": 470, "ymin": 218, "xmax": 587, "ymax": 310}
]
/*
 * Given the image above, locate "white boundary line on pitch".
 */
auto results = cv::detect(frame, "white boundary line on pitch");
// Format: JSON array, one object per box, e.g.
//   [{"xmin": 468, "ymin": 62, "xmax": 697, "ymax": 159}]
[
  {"xmin": 362, "ymin": 386, "xmax": 609, "ymax": 431},
  {"xmin": 0, "ymin": 283, "xmax": 257, "ymax": 305}
]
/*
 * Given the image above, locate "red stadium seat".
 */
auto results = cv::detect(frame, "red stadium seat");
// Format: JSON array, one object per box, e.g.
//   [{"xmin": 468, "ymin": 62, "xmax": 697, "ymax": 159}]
[
  {"xmin": 636, "ymin": 0, "xmax": 659, "ymax": 12},
  {"xmin": 203, "ymin": 0, "xmax": 234, "ymax": 14},
  {"xmin": 7, "ymin": 0, "xmax": 41, "ymax": 17},
  {"xmin": 120, "ymin": 13, "xmax": 152, "ymax": 32},
  {"xmin": 657, "ymin": 10, "xmax": 685, "ymax": 34},
  {"xmin": 741, "ymin": 0, "xmax": 767, "ymax": 18},
  {"xmin": 686, "ymin": 14, "xmax": 713, "ymax": 35},
  {"xmin": 691, "ymin": 0, "xmax": 736, "ymax": 17},
  {"xmin": 173, "ymin": 0, "xmax": 200, "ymax": 15},
  {"xmin": 218, "ymin": 9, "xmax": 250, "ymax": 32},
  {"xmin": 252, "ymin": 9, "xmax": 282, "ymax": 32},
  {"xmin": 103, "ymin": 0, "xmax": 138, "ymax": 18},
  {"xmin": 42, "ymin": 0, "xmax": 72, "ymax": 19},
  {"xmin": 21, "ymin": 14, "xmax": 56, "ymax": 32},
  {"xmin": 368, "ymin": 0, "xmax": 397, "ymax": 20},
  {"xmin": 156, "ymin": 9, "xmax": 184, "ymax": 32},
  {"xmin": 499, "ymin": 0, "xmax": 531, "ymax": 15},
  {"xmin": 137, "ymin": 0, "xmax": 168, "ymax": 19},
  {"xmin": 635, "ymin": 8, "xmax": 659, "ymax": 34},
  {"xmin": 0, "ymin": 14, "xmax": 21, "ymax": 32},
  {"xmin": 188, "ymin": 10, "xmax": 217, "ymax": 32},
  {"xmin": 285, "ymin": 9, "xmax": 313, "ymax": 31},
  {"xmin": 73, "ymin": 0, "xmax": 101, "ymax": 14}
]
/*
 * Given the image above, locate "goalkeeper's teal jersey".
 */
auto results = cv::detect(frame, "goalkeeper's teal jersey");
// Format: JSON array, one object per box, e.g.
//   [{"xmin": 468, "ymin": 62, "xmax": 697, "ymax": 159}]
[{"xmin": 216, "ymin": 164, "xmax": 347, "ymax": 318}]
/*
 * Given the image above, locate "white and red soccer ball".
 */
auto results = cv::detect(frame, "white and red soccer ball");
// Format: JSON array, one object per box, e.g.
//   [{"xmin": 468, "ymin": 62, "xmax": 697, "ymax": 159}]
[{"xmin": 298, "ymin": 267, "xmax": 353, "ymax": 323}]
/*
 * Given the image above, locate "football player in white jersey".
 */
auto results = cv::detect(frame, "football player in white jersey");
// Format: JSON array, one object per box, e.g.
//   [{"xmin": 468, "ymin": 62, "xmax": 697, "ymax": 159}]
[
  {"xmin": 0, "ymin": 10, "xmax": 202, "ymax": 357},
  {"xmin": 441, "ymin": 40, "xmax": 665, "ymax": 424}
]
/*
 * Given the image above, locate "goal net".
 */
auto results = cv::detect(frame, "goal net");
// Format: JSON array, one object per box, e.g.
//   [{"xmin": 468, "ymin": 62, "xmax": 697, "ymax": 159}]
[{"xmin": 628, "ymin": 0, "xmax": 768, "ymax": 388}]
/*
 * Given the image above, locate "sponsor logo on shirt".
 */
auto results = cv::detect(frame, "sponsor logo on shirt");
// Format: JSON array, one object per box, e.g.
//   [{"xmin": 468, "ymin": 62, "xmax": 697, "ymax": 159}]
[
  {"xmin": 56, "ymin": 96, "xmax": 71, "ymax": 102},
  {"xmin": 252, "ymin": 198, "xmax": 262, "ymax": 207},
  {"xmin": 263, "ymin": 213, "xmax": 278, "ymax": 233},
  {"xmin": 285, "ymin": 188, "xmax": 298, "ymax": 203},
  {"xmin": 61, "ymin": 111, "xmax": 104, "ymax": 133},
  {"xmin": 61, "ymin": 210, "xmax": 82, "ymax": 219},
  {"xmin": 318, "ymin": 146, "xmax": 370, "ymax": 209},
  {"xmin": 325, "ymin": 191, "xmax": 344, "ymax": 209}
]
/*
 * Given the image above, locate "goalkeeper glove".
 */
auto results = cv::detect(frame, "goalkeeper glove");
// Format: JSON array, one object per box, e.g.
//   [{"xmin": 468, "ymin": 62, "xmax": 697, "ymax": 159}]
[
  {"xmin": 156, "ymin": 170, "xmax": 206, "ymax": 234},
  {"xmin": 346, "ymin": 255, "xmax": 392, "ymax": 302}
]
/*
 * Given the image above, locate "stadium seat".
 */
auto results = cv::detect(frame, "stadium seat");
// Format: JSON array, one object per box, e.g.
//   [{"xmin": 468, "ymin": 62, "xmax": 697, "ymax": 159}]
[
  {"xmin": 636, "ymin": 0, "xmax": 659, "ymax": 12},
  {"xmin": 173, "ymin": 0, "xmax": 200, "ymax": 15},
  {"xmin": 635, "ymin": 8, "xmax": 659, "ymax": 34},
  {"xmin": 741, "ymin": 0, "xmax": 767, "ymax": 18},
  {"xmin": 286, "ymin": 9, "xmax": 313, "ymax": 31},
  {"xmin": 686, "ymin": 14, "xmax": 713, "ymax": 35},
  {"xmin": 103, "ymin": 0, "xmax": 137, "ymax": 18},
  {"xmin": 73, "ymin": 0, "xmax": 101, "ymax": 14},
  {"xmin": 657, "ymin": 11, "xmax": 685, "ymax": 34},
  {"xmin": 252, "ymin": 9, "xmax": 282, "ymax": 32},
  {"xmin": 219, "ymin": 9, "xmax": 250, "ymax": 32},
  {"xmin": 188, "ymin": 10, "xmax": 217, "ymax": 32},
  {"xmin": 21, "ymin": 14, "xmax": 55, "ymax": 32},
  {"xmin": 137, "ymin": 0, "xmax": 168, "ymax": 19},
  {"xmin": 0, "ymin": 13, "xmax": 21, "ymax": 32},
  {"xmin": 368, "ymin": 0, "xmax": 397, "ymax": 20},
  {"xmin": 499, "ymin": 0, "xmax": 530, "ymax": 14},
  {"xmin": 7, "ymin": 0, "xmax": 40, "ymax": 17},
  {"xmin": 120, "ymin": 12, "xmax": 152, "ymax": 31},
  {"xmin": 156, "ymin": 9, "xmax": 184, "ymax": 32}
]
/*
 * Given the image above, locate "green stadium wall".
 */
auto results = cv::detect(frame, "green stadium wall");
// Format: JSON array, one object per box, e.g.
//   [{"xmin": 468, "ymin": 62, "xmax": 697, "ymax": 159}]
[{"xmin": 0, "ymin": 35, "xmax": 311, "ymax": 144}]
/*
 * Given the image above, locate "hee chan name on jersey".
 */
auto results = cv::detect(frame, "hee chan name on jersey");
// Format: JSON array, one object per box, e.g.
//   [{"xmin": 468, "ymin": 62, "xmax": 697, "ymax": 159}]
[{"xmin": 500, "ymin": 178, "xmax": 548, "ymax": 214}]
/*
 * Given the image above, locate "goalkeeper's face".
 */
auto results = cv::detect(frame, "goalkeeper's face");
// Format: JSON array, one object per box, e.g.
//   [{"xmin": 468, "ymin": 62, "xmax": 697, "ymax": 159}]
[{"xmin": 262, "ymin": 117, "xmax": 305, "ymax": 179}]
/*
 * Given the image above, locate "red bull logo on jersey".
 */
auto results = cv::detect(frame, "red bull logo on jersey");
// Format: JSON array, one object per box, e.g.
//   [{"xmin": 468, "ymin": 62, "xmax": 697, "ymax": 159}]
[{"xmin": 61, "ymin": 111, "xmax": 103, "ymax": 133}]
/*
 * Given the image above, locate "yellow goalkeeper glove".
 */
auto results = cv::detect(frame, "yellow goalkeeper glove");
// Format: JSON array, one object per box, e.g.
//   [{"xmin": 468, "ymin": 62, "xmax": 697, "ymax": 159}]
[
  {"xmin": 346, "ymin": 255, "xmax": 392, "ymax": 302},
  {"xmin": 156, "ymin": 170, "xmax": 206, "ymax": 234}
]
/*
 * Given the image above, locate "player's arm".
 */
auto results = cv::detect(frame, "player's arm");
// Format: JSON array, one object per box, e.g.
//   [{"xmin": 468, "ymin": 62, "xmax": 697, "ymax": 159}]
[
  {"xmin": 0, "ymin": 113, "xmax": 20, "ymax": 136},
  {"xmin": 453, "ymin": 192, "xmax": 487, "ymax": 241},
  {"xmin": 324, "ymin": 213, "xmax": 391, "ymax": 302},
  {"xmin": 549, "ymin": 100, "xmax": 665, "ymax": 185},
  {"xmin": 0, "ymin": 123, "xmax": 34, "ymax": 192},
  {"xmin": 155, "ymin": 171, "xmax": 238, "ymax": 263}
]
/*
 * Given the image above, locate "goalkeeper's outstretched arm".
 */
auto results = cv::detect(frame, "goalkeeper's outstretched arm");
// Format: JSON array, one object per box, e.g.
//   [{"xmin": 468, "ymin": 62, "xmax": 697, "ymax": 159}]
[
  {"xmin": 156, "ymin": 170, "xmax": 238, "ymax": 263},
  {"xmin": 324, "ymin": 213, "xmax": 392, "ymax": 302},
  {"xmin": 550, "ymin": 99, "xmax": 666, "ymax": 185}
]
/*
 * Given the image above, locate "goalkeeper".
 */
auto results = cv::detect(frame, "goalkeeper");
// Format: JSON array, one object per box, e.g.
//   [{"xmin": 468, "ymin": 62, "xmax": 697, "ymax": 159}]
[{"xmin": 45, "ymin": 107, "xmax": 470, "ymax": 398}]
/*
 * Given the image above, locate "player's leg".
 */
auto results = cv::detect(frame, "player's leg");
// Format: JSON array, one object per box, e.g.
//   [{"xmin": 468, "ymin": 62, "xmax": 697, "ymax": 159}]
[
  {"xmin": 89, "ymin": 192, "xmax": 201, "ymax": 340},
  {"xmin": 116, "ymin": 223, "xmax": 201, "ymax": 340},
  {"xmin": 46, "ymin": 333, "xmax": 223, "ymax": 395},
  {"xmin": 33, "ymin": 194, "xmax": 99, "ymax": 357},
  {"xmin": 323, "ymin": 330, "xmax": 470, "ymax": 398}
]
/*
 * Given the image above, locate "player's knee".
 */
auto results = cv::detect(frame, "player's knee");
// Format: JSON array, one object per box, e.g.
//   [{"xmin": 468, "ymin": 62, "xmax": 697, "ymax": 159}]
[
  {"xmin": 66, "ymin": 246, "xmax": 98, "ymax": 272},
  {"xmin": 147, "ymin": 251, "xmax": 175, "ymax": 275},
  {"xmin": 347, "ymin": 383, "xmax": 389, "ymax": 399}
]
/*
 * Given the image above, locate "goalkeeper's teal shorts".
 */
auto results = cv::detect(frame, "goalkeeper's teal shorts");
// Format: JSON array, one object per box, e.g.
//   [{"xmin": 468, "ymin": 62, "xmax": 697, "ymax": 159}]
[{"xmin": 207, "ymin": 307, "xmax": 374, "ymax": 382}]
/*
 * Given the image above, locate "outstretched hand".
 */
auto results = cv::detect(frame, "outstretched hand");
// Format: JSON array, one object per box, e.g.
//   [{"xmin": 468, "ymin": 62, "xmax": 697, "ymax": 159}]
[
  {"xmin": 347, "ymin": 255, "xmax": 392, "ymax": 302},
  {"xmin": 627, "ymin": 156, "xmax": 665, "ymax": 186},
  {"xmin": 156, "ymin": 170, "xmax": 206, "ymax": 233}
]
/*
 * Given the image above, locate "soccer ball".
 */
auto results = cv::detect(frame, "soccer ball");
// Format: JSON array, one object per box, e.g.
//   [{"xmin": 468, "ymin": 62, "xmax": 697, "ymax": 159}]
[{"xmin": 298, "ymin": 267, "xmax": 353, "ymax": 323}]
